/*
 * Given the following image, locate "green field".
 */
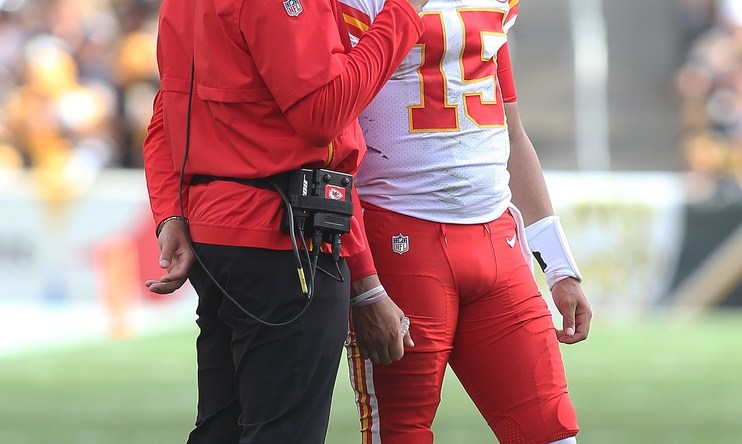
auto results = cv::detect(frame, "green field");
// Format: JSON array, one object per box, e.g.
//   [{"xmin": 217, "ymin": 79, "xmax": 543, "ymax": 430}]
[{"xmin": 2, "ymin": 311, "xmax": 741, "ymax": 443}]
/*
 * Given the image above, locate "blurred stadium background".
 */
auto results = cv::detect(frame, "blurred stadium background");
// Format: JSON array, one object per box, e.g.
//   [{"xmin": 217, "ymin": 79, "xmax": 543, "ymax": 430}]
[{"xmin": 0, "ymin": 0, "xmax": 741, "ymax": 443}]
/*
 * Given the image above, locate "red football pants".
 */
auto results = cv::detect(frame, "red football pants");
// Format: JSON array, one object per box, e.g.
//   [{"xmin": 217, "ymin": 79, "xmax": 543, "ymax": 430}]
[{"xmin": 347, "ymin": 204, "xmax": 579, "ymax": 444}]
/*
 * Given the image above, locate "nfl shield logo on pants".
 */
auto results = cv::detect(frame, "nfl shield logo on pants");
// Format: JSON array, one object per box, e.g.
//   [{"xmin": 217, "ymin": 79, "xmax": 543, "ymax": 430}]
[
  {"xmin": 283, "ymin": 0, "xmax": 303, "ymax": 16},
  {"xmin": 392, "ymin": 233, "xmax": 409, "ymax": 255}
]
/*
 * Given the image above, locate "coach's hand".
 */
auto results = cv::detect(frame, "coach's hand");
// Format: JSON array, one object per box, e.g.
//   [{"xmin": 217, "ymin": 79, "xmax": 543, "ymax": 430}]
[
  {"xmin": 351, "ymin": 277, "xmax": 414, "ymax": 365},
  {"xmin": 551, "ymin": 277, "xmax": 592, "ymax": 344},
  {"xmin": 145, "ymin": 218, "xmax": 194, "ymax": 294}
]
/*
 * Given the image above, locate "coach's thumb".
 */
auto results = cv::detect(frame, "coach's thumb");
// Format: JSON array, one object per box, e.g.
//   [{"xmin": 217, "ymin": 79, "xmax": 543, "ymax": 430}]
[{"xmin": 159, "ymin": 244, "xmax": 175, "ymax": 269}]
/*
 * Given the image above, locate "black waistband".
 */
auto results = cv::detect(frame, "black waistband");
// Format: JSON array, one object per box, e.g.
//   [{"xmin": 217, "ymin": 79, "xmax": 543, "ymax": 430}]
[{"xmin": 189, "ymin": 173, "xmax": 289, "ymax": 191}]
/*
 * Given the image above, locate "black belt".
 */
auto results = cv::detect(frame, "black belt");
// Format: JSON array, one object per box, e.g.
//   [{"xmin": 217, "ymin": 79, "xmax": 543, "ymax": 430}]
[{"xmin": 189, "ymin": 173, "xmax": 290, "ymax": 191}]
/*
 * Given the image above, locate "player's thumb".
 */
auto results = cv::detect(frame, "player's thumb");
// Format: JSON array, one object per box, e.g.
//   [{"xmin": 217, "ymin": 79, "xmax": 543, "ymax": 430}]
[{"xmin": 403, "ymin": 332, "xmax": 414, "ymax": 348}]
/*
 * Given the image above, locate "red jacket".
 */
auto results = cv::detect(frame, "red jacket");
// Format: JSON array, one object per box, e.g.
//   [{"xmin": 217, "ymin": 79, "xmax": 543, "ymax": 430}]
[{"xmin": 143, "ymin": 0, "xmax": 423, "ymax": 280}]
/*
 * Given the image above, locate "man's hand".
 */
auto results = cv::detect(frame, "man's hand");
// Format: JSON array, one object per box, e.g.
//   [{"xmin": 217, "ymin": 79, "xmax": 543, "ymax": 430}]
[
  {"xmin": 351, "ymin": 276, "xmax": 414, "ymax": 365},
  {"xmin": 551, "ymin": 277, "xmax": 592, "ymax": 344},
  {"xmin": 144, "ymin": 218, "xmax": 194, "ymax": 294}
]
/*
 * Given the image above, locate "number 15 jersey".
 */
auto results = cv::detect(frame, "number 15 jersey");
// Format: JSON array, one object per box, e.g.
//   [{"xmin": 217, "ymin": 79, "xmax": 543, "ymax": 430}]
[{"xmin": 340, "ymin": 0, "xmax": 520, "ymax": 224}]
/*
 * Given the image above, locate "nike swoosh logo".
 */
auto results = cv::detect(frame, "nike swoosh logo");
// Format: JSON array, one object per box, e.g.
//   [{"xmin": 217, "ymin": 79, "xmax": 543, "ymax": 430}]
[{"xmin": 506, "ymin": 234, "xmax": 516, "ymax": 248}]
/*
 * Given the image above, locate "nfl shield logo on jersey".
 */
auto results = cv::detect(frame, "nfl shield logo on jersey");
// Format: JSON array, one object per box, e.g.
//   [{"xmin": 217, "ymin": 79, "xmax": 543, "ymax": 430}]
[
  {"xmin": 283, "ymin": 0, "xmax": 303, "ymax": 16},
  {"xmin": 392, "ymin": 233, "xmax": 409, "ymax": 255}
]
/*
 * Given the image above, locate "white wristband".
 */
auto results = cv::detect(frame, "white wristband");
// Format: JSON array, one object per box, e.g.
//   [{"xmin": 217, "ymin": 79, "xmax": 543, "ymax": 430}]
[
  {"xmin": 350, "ymin": 284, "xmax": 389, "ymax": 307},
  {"xmin": 525, "ymin": 216, "xmax": 582, "ymax": 289}
]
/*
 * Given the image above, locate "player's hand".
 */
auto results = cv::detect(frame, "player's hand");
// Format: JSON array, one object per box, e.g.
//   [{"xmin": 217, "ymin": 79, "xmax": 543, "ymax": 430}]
[
  {"xmin": 551, "ymin": 277, "xmax": 592, "ymax": 344},
  {"xmin": 351, "ymin": 289, "xmax": 414, "ymax": 365},
  {"xmin": 145, "ymin": 219, "xmax": 194, "ymax": 294}
]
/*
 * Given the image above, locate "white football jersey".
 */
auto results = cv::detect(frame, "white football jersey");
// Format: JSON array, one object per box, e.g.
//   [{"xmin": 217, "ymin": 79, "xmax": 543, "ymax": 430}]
[{"xmin": 341, "ymin": 0, "xmax": 519, "ymax": 223}]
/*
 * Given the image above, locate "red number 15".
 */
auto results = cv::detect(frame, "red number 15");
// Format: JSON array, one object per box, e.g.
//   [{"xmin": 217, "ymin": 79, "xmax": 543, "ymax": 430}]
[{"xmin": 409, "ymin": 10, "xmax": 507, "ymax": 132}]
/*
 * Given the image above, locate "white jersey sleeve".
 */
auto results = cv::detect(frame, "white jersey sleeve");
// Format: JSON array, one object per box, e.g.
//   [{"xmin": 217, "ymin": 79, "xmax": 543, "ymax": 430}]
[{"xmin": 340, "ymin": 0, "xmax": 519, "ymax": 224}]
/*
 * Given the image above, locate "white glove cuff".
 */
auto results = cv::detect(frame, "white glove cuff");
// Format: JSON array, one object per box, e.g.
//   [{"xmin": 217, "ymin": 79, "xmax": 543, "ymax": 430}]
[{"xmin": 525, "ymin": 215, "xmax": 582, "ymax": 289}]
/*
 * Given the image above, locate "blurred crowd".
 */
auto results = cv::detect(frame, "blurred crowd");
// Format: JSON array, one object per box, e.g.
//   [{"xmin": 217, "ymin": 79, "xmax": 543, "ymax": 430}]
[
  {"xmin": 0, "ymin": 0, "xmax": 159, "ymax": 181},
  {"xmin": 677, "ymin": 0, "xmax": 742, "ymax": 191}
]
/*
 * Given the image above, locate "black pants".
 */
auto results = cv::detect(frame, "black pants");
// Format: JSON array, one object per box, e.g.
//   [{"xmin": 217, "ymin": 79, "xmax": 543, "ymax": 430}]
[{"xmin": 185, "ymin": 244, "xmax": 350, "ymax": 444}]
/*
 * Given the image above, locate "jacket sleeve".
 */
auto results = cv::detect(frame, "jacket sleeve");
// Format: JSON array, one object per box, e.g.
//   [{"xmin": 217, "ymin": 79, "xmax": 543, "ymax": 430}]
[
  {"xmin": 244, "ymin": 0, "xmax": 423, "ymax": 146},
  {"xmin": 142, "ymin": 90, "xmax": 189, "ymax": 231},
  {"xmin": 286, "ymin": 0, "xmax": 423, "ymax": 145},
  {"xmin": 344, "ymin": 185, "xmax": 377, "ymax": 281}
]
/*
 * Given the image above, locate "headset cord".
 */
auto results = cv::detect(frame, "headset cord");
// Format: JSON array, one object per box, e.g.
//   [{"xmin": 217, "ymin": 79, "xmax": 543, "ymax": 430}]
[{"xmin": 297, "ymin": 228, "xmax": 344, "ymax": 282}]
